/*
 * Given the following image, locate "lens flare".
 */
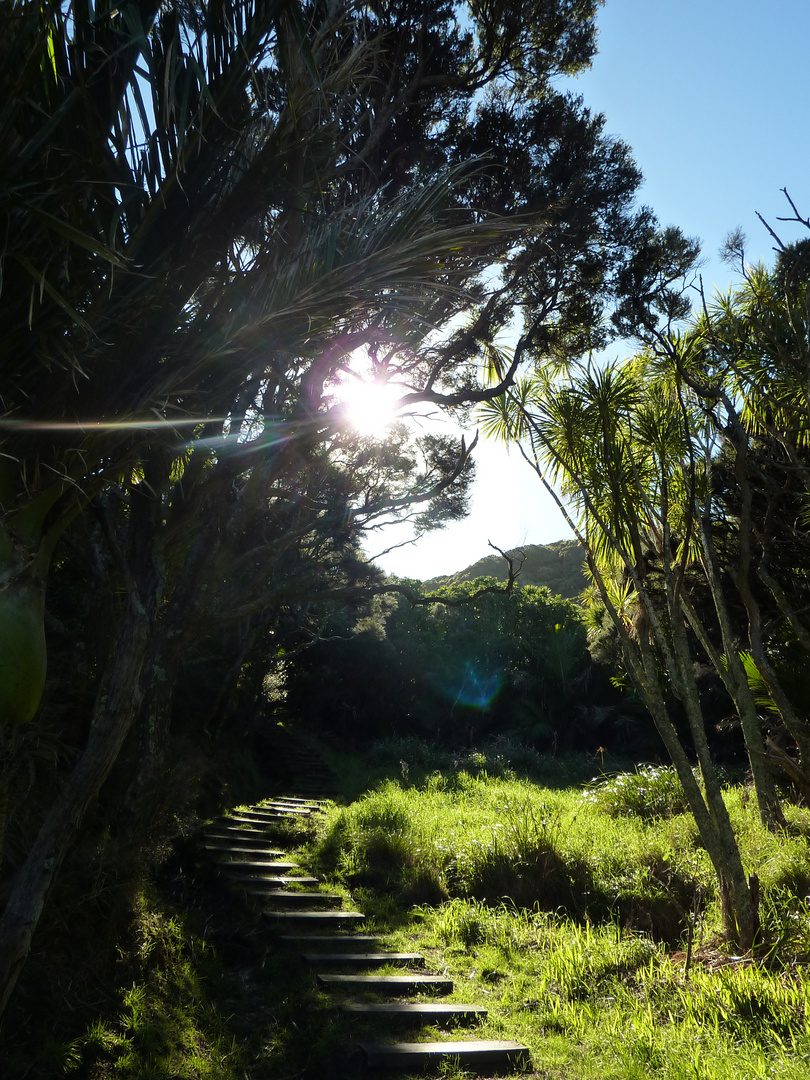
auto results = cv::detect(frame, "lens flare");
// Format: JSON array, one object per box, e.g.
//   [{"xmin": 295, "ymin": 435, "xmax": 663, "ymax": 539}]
[{"xmin": 444, "ymin": 662, "xmax": 502, "ymax": 710}]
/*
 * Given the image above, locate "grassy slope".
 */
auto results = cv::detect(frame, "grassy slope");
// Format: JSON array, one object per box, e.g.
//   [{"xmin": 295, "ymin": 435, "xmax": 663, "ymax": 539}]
[
  {"xmin": 14, "ymin": 748, "xmax": 810, "ymax": 1080},
  {"xmin": 309, "ymin": 754, "xmax": 810, "ymax": 1080}
]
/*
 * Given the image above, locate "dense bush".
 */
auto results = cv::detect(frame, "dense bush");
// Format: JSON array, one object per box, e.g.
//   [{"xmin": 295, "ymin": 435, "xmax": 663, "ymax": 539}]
[
  {"xmin": 312, "ymin": 770, "xmax": 810, "ymax": 946},
  {"xmin": 584, "ymin": 765, "xmax": 692, "ymax": 820}
]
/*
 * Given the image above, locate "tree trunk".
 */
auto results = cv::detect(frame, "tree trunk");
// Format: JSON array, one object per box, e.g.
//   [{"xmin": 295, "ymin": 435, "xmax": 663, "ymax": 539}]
[
  {"xmin": 628, "ymin": 635, "xmax": 760, "ymax": 949},
  {"xmin": 695, "ymin": 516, "xmax": 785, "ymax": 828},
  {"xmin": 596, "ymin": 562, "xmax": 760, "ymax": 950},
  {"xmin": 0, "ymin": 589, "xmax": 150, "ymax": 1018},
  {"xmin": 118, "ymin": 639, "xmax": 174, "ymax": 833}
]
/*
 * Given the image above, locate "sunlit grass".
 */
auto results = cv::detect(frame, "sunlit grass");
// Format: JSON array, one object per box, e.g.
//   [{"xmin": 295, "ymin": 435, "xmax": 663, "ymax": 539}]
[
  {"xmin": 55, "ymin": 762, "xmax": 810, "ymax": 1080},
  {"xmin": 309, "ymin": 767, "xmax": 810, "ymax": 1079},
  {"xmin": 314, "ymin": 772, "xmax": 711, "ymax": 929},
  {"xmin": 314, "ymin": 768, "xmax": 810, "ymax": 943}
]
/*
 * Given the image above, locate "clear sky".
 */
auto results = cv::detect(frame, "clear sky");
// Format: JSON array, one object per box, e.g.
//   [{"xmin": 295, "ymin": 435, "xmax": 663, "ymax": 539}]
[{"xmin": 369, "ymin": 0, "xmax": 810, "ymax": 580}]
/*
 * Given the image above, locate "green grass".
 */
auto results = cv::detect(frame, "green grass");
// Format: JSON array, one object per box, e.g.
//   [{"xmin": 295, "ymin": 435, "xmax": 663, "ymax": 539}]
[
  {"xmin": 63, "ymin": 888, "xmax": 246, "ymax": 1078},
  {"xmin": 307, "ymin": 766, "xmax": 810, "ymax": 1079},
  {"xmin": 23, "ymin": 758, "xmax": 810, "ymax": 1080}
]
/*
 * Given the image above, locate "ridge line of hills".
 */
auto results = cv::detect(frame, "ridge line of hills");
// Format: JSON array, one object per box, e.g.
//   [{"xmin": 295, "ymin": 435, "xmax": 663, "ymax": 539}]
[{"xmin": 420, "ymin": 539, "xmax": 587, "ymax": 599}]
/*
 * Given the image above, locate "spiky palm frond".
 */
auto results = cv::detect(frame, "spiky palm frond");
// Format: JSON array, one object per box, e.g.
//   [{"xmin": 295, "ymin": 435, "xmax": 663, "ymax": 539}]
[{"xmin": 1, "ymin": 2, "xmax": 535, "ymax": 517}]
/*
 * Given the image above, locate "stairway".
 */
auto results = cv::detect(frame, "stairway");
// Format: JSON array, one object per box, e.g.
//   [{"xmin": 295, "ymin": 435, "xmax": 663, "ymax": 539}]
[
  {"xmin": 202, "ymin": 776, "xmax": 530, "ymax": 1072},
  {"xmin": 253, "ymin": 724, "xmax": 341, "ymax": 798}
]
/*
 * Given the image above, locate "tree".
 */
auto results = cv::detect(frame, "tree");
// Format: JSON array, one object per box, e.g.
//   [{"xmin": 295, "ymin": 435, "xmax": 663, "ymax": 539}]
[
  {"xmin": 284, "ymin": 575, "xmax": 601, "ymax": 749},
  {"xmin": 481, "ymin": 358, "xmax": 765, "ymax": 947},
  {"xmin": 1, "ymin": 0, "xmax": 692, "ymax": 1012},
  {"xmin": 478, "ymin": 205, "xmax": 810, "ymax": 948},
  {"xmin": 671, "ymin": 225, "xmax": 810, "ymax": 795}
]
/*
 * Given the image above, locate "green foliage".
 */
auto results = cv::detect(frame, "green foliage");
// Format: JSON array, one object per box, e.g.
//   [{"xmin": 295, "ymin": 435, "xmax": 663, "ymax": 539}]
[
  {"xmin": 310, "ymin": 769, "xmax": 810, "ymax": 1080},
  {"xmin": 285, "ymin": 578, "xmax": 620, "ymax": 750},
  {"xmin": 423, "ymin": 539, "xmax": 588, "ymax": 598},
  {"xmin": 585, "ymin": 765, "xmax": 691, "ymax": 821}
]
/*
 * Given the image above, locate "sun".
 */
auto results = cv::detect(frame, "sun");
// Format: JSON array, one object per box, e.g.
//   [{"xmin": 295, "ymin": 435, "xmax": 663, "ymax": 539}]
[{"xmin": 338, "ymin": 378, "xmax": 404, "ymax": 436}]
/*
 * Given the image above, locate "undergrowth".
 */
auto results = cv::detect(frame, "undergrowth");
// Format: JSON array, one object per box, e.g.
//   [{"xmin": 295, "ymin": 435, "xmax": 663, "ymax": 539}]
[
  {"xmin": 7, "ymin": 758, "xmax": 810, "ymax": 1080},
  {"xmin": 311, "ymin": 767, "xmax": 810, "ymax": 1079},
  {"xmin": 313, "ymin": 768, "xmax": 810, "ymax": 948},
  {"xmin": 68, "ymin": 888, "xmax": 239, "ymax": 1078}
]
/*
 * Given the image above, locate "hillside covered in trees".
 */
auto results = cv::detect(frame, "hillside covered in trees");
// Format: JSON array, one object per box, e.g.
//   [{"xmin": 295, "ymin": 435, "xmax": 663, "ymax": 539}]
[{"xmin": 423, "ymin": 539, "xmax": 587, "ymax": 598}]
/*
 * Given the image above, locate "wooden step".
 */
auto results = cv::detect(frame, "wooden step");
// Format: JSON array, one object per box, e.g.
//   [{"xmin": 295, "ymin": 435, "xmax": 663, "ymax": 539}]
[
  {"xmin": 219, "ymin": 864, "xmax": 306, "ymax": 876},
  {"xmin": 205, "ymin": 839, "xmax": 281, "ymax": 850},
  {"xmin": 317, "ymin": 974, "xmax": 453, "ymax": 994},
  {"xmin": 227, "ymin": 875, "xmax": 320, "ymax": 888},
  {"xmin": 360, "ymin": 1040, "xmax": 530, "ymax": 1070},
  {"xmin": 278, "ymin": 934, "xmax": 383, "ymax": 946},
  {"xmin": 223, "ymin": 813, "xmax": 284, "ymax": 824},
  {"xmin": 205, "ymin": 838, "xmax": 284, "ymax": 851},
  {"xmin": 341, "ymin": 1003, "xmax": 486, "ymax": 1024},
  {"xmin": 212, "ymin": 859, "xmax": 299, "ymax": 871},
  {"xmin": 204, "ymin": 831, "xmax": 282, "ymax": 844},
  {"xmin": 208, "ymin": 825, "xmax": 274, "ymax": 837},
  {"xmin": 238, "ymin": 807, "xmax": 311, "ymax": 819},
  {"xmin": 219, "ymin": 814, "xmax": 279, "ymax": 825},
  {"xmin": 262, "ymin": 910, "xmax": 365, "ymax": 926},
  {"xmin": 261, "ymin": 890, "xmax": 342, "ymax": 904},
  {"xmin": 220, "ymin": 816, "xmax": 281, "ymax": 828},
  {"xmin": 217, "ymin": 861, "xmax": 306, "ymax": 874},
  {"xmin": 263, "ymin": 797, "xmax": 319, "ymax": 804},
  {"xmin": 207, "ymin": 825, "xmax": 274, "ymax": 833},
  {"xmin": 302, "ymin": 952, "xmax": 424, "ymax": 968},
  {"xmin": 265, "ymin": 797, "xmax": 326, "ymax": 806},
  {"xmin": 206, "ymin": 846, "xmax": 289, "ymax": 855}
]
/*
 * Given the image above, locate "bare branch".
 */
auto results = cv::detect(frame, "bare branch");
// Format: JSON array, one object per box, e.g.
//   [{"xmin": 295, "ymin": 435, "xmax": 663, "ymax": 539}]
[{"xmin": 377, "ymin": 540, "xmax": 522, "ymax": 607}]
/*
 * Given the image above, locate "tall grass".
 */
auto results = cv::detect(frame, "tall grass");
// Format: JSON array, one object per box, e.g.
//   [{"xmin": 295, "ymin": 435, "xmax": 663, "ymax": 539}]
[
  {"xmin": 312, "ymin": 767, "xmax": 810, "ymax": 1080},
  {"xmin": 406, "ymin": 895, "xmax": 810, "ymax": 1079},
  {"xmin": 314, "ymin": 768, "xmax": 810, "ymax": 944},
  {"xmin": 316, "ymin": 772, "xmax": 696, "ymax": 932}
]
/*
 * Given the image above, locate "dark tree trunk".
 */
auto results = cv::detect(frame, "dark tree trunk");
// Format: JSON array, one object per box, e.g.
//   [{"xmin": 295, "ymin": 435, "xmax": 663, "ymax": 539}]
[
  {"xmin": 0, "ymin": 464, "xmax": 165, "ymax": 1018},
  {"xmin": 117, "ymin": 637, "xmax": 175, "ymax": 833},
  {"xmin": 0, "ymin": 590, "xmax": 150, "ymax": 1017}
]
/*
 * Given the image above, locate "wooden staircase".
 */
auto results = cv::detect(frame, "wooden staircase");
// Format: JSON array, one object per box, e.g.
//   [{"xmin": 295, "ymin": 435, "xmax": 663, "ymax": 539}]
[{"xmin": 201, "ymin": 741, "xmax": 530, "ymax": 1073}]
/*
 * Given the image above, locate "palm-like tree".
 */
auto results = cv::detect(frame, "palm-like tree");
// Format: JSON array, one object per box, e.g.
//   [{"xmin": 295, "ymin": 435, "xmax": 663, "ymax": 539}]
[
  {"xmin": 483, "ymin": 226, "xmax": 810, "ymax": 945},
  {"xmin": 683, "ymin": 250, "xmax": 810, "ymax": 789},
  {"xmin": 480, "ymin": 357, "xmax": 768, "ymax": 948}
]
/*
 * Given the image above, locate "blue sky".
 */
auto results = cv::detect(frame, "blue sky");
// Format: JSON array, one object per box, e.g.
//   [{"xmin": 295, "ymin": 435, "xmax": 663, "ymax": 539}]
[{"xmin": 371, "ymin": 0, "xmax": 810, "ymax": 580}]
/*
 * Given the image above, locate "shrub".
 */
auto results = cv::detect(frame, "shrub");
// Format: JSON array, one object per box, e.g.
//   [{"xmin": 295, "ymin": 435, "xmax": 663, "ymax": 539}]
[
  {"xmin": 448, "ymin": 798, "xmax": 593, "ymax": 914},
  {"xmin": 584, "ymin": 765, "xmax": 690, "ymax": 820}
]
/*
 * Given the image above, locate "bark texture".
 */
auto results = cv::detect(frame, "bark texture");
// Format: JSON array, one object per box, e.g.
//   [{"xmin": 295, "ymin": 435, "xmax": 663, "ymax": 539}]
[{"xmin": 0, "ymin": 592, "xmax": 150, "ymax": 1017}]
